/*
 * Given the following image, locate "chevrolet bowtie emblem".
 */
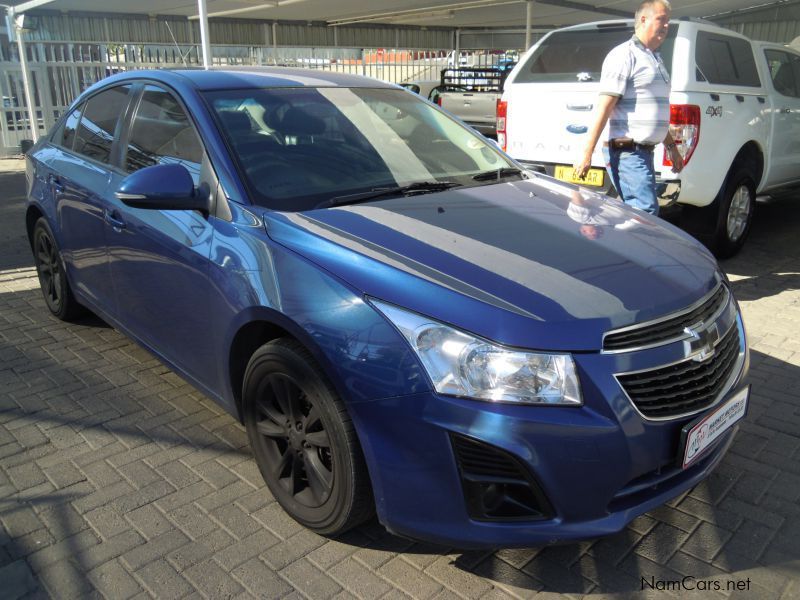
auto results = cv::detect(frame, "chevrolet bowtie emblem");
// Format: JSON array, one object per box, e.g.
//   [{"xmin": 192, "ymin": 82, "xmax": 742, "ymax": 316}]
[{"xmin": 683, "ymin": 322, "xmax": 720, "ymax": 362}]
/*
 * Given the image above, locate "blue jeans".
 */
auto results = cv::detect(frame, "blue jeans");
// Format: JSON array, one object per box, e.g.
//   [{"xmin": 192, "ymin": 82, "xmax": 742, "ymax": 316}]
[{"xmin": 602, "ymin": 146, "xmax": 659, "ymax": 216}]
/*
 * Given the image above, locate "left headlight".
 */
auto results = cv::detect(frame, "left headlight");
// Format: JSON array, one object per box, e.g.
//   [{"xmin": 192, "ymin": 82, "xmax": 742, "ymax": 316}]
[{"xmin": 371, "ymin": 299, "xmax": 582, "ymax": 406}]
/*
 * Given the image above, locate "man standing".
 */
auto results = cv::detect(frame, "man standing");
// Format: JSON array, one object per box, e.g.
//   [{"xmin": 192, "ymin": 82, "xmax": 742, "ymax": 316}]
[{"xmin": 574, "ymin": 0, "xmax": 683, "ymax": 216}]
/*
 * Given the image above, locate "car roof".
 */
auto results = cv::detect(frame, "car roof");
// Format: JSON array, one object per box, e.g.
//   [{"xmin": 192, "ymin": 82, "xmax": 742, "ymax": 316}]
[{"xmin": 104, "ymin": 67, "xmax": 399, "ymax": 92}]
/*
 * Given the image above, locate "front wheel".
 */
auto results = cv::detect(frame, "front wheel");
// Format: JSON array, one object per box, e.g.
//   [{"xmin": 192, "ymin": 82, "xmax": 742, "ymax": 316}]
[{"xmin": 242, "ymin": 339, "xmax": 374, "ymax": 535}]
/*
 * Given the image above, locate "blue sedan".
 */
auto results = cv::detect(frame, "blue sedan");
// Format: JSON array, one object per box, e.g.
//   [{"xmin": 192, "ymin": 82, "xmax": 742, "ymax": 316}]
[{"xmin": 25, "ymin": 68, "xmax": 749, "ymax": 547}]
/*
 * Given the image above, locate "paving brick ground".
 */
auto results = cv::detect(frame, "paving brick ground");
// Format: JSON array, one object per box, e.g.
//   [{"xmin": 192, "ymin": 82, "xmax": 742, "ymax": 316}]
[{"xmin": 1, "ymin": 157, "xmax": 799, "ymax": 599}]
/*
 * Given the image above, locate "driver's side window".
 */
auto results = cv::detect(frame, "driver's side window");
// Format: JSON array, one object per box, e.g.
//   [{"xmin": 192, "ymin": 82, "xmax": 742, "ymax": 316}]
[{"xmin": 125, "ymin": 85, "xmax": 204, "ymax": 184}]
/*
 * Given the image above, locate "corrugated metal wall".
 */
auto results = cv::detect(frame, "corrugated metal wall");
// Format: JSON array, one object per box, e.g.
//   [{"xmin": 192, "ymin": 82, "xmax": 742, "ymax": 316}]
[
  {"xmin": 18, "ymin": 5, "xmax": 800, "ymax": 49},
  {"xmin": 710, "ymin": 1, "xmax": 800, "ymax": 43},
  {"xmin": 22, "ymin": 11, "xmax": 456, "ymax": 49},
  {"xmin": 713, "ymin": 20, "xmax": 800, "ymax": 44},
  {"xmin": 460, "ymin": 31, "xmax": 544, "ymax": 50}
]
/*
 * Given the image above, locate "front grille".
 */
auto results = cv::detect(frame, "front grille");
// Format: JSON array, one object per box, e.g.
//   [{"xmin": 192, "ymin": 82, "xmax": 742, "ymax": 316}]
[
  {"xmin": 604, "ymin": 284, "xmax": 729, "ymax": 352},
  {"xmin": 450, "ymin": 434, "xmax": 553, "ymax": 521},
  {"xmin": 616, "ymin": 323, "xmax": 741, "ymax": 419}
]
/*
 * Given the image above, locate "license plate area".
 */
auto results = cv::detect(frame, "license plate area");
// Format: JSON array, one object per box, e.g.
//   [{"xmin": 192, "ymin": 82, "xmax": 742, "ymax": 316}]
[
  {"xmin": 554, "ymin": 164, "xmax": 605, "ymax": 187},
  {"xmin": 679, "ymin": 386, "xmax": 749, "ymax": 469}
]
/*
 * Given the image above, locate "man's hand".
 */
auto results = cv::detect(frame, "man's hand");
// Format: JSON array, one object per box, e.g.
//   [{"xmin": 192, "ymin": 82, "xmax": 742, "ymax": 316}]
[
  {"xmin": 668, "ymin": 145, "xmax": 684, "ymax": 173},
  {"xmin": 573, "ymin": 148, "xmax": 594, "ymax": 180}
]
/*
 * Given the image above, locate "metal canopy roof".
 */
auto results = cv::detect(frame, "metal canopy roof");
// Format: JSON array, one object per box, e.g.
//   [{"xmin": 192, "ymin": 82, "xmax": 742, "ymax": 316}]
[{"xmin": 5, "ymin": 0, "xmax": 788, "ymax": 30}]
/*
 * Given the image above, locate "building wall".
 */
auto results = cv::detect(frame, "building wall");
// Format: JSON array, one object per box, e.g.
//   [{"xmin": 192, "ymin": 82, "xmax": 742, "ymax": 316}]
[
  {"xmin": 709, "ymin": 1, "xmax": 800, "ymax": 43},
  {"xmin": 21, "ymin": 11, "xmax": 455, "ymax": 49}
]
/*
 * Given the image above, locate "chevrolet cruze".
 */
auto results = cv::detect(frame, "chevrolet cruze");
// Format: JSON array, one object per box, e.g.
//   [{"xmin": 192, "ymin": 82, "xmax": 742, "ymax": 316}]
[{"xmin": 25, "ymin": 68, "xmax": 749, "ymax": 548}]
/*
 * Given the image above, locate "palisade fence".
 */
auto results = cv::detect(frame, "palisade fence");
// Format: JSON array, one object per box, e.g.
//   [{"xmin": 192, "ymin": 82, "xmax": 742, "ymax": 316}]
[{"xmin": 0, "ymin": 40, "xmax": 512, "ymax": 156}]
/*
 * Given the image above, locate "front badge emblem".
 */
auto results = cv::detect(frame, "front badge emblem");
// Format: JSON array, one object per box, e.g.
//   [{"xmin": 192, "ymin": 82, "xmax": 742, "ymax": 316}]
[{"xmin": 683, "ymin": 322, "xmax": 720, "ymax": 362}]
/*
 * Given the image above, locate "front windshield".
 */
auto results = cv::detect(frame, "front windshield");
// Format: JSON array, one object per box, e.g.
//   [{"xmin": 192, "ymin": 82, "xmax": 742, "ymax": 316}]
[{"xmin": 203, "ymin": 87, "xmax": 516, "ymax": 211}]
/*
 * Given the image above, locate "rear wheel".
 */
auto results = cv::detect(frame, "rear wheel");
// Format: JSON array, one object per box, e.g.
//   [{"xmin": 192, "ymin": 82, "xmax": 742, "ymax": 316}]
[
  {"xmin": 32, "ymin": 218, "xmax": 85, "ymax": 321},
  {"xmin": 242, "ymin": 339, "xmax": 373, "ymax": 535},
  {"xmin": 682, "ymin": 167, "xmax": 756, "ymax": 259},
  {"xmin": 711, "ymin": 169, "xmax": 756, "ymax": 259}
]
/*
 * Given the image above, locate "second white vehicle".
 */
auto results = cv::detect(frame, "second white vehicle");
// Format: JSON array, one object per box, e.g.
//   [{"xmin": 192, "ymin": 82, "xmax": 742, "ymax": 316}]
[{"xmin": 499, "ymin": 18, "xmax": 800, "ymax": 257}]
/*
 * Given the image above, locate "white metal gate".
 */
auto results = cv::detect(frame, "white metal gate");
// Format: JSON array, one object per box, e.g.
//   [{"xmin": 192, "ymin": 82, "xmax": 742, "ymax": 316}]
[{"xmin": 0, "ymin": 40, "xmax": 515, "ymax": 156}]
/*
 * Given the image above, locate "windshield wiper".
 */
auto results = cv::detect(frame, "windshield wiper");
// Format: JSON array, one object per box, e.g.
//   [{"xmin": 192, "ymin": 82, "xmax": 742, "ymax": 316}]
[
  {"xmin": 471, "ymin": 167, "xmax": 524, "ymax": 182},
  {"xmin": 317, "ymin": 181, "xmax": 461, "ymax": 208}
]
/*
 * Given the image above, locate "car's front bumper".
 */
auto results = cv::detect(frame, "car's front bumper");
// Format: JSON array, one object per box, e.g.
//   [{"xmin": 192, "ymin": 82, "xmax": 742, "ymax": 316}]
[
  {"xmin": 351, "ymin": 387, "xmax": 743, "ymax": 548},
  {"xmin": 348, "ymin": 315, "xmax": 748, "ymax": 549}
]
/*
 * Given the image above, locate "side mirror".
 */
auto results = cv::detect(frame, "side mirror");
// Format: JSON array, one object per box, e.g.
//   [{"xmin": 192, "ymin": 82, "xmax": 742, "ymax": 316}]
[{"xmin": 115, "ymin": 163, "xmax": 209, "ymax": 213}]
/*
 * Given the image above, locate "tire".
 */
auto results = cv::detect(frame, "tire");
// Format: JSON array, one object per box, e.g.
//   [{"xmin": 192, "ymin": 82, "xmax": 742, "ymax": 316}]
[
  {"xmin": 681, "ymin": 167, "xmax": 756, "ymax": 260},
  {"xmin": 32, "ymin": 218, "xmax": 85, "ymax": 321},
  {"xmin": 711, "ymin": 168, "xmax": 756, "ymax": 259},
  {"xmin": 242, "ymin": 338, "xmax": 374, "ymax": 535}
]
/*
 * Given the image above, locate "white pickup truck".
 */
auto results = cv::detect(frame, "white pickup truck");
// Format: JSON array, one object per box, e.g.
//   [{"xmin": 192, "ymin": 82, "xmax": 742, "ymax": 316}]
[{"xmin": 498, "ymin": 18, "xmax": 800, "ymax": 257}]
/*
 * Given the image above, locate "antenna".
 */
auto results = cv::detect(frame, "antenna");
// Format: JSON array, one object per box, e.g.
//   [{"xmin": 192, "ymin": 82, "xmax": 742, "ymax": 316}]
[{"xmin": 164, "ymin": 21, "xmax": 191, "ymax": 67}]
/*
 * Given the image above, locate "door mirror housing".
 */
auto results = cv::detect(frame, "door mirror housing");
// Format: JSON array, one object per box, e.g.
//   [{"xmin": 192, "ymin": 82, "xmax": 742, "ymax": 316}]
[{"xmin": 115, "ymin": 164, "xmax": 209, "ymax": 213}]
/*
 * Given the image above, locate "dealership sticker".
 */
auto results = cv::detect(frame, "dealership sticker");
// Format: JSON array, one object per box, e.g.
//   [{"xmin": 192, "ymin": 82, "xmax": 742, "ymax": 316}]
[{"xmin": 682, "ymin": 386, "xmax": 748, "ymax": 469}]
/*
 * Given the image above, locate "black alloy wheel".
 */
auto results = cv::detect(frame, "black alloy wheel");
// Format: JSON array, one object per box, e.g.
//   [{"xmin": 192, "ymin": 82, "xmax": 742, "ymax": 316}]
[
  {"xmin": 256, "ymin": 371, "xmax": 334, "ymax": 507},
  {"xmin": 32, "ymin": 218, "xmax": 84, "ymax": 321},
  {"xmin": 243, "ymin": 338, "xmax": 373, "ymax": 534}
]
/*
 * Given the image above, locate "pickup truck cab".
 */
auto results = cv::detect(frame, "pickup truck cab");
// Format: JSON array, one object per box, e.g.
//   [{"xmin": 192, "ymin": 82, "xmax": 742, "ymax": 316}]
[{"xmin": 499, "ymin": 18, "xmax": 800, "ymax": 257}]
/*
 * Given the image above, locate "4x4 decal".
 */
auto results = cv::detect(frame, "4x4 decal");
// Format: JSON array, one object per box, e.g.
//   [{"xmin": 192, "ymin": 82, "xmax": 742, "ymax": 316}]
[{"xmin": 706, "ymin": 105, "xmax": 723, "ymax": 117}]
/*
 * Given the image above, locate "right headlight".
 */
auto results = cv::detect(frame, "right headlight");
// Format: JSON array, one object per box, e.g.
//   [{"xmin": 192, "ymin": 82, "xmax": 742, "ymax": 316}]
[{"xmin": 371, "ymin": 299, "xmax": 582, "ymax": 406}]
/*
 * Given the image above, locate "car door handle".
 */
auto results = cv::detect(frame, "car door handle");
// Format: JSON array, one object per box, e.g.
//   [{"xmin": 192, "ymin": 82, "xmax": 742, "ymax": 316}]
[
  {"xmin": 105, "ymin": 210, "xmax": 127, "ymax": 230},
  {"xmin": 48, "ymin": 175, "xmax": 64, "ymax": 194},
  {"xmin": 567, "ymin": 103, "xmax": 593, "ymax": 111}
]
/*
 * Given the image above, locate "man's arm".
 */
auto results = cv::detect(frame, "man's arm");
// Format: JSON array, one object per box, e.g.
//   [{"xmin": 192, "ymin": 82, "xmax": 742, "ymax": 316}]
[{"xmin": 574, "ymin": 94, "xmax": 619, "ymax": 178}]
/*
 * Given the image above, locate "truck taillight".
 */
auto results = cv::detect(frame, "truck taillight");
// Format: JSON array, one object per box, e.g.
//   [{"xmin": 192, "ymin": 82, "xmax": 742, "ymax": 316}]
[
  {"xmin": 664, "ymin": 104, "xmax": 700, "ymax": 167},
  {"xmin": 436, "ymin": 96, "xmax": 442, "ymax": 106},
  {"xmin": 496, "ymin": 99, "xmax": 507, "ymax": 151}
]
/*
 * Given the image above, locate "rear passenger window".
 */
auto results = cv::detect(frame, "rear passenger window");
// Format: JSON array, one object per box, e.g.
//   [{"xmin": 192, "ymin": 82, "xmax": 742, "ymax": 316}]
[
  {"xmin": 72, "ymin": 85, "xmax": 131, "ymax": 164},
  {"xmin": 51, "ymin": 106, "xmax": 81, "ymax": 149},
  {"xmin": 125, "ymin": 86, "xmax": 203, "ymax": 183},
  {"xmin": 695, "ymin": 32, "xmax": 760, "ymax": 87},
  {"xmin": 765, "ymin": 50, "xmax": 800, "ymax": 97}
]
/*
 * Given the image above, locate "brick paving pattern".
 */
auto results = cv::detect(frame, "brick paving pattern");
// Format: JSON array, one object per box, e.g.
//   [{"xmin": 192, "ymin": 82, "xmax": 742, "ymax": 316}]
[{"xmin": 1, "ymin": 158, "xmax": 798, "ymax": 598}]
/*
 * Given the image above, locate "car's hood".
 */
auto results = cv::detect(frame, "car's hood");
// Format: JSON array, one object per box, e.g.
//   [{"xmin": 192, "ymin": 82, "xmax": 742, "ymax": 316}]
[{"xmin": 263, "ymin": 177, "xmax": 720, "ymax": 351}]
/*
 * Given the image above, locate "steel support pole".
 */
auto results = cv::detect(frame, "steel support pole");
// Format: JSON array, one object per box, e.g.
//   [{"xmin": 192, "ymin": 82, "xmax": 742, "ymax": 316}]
[
  {"xmin": 197, "ymin": 0, "xmax": 212, "ymax": 69},
  {"xmin": 525, "ymin": 0, "xmax": 533, "ymax": 50},
  {"xmin": 11, "ymin": 11, "xmax": 38, "ymax": 143}
]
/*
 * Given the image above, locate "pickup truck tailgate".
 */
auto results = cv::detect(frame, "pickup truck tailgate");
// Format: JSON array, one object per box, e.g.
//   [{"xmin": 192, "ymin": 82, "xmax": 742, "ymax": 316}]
[
  {"xmin": 440, "ymin": 92, "xmax": 499, "ymax": 134},
  {"xmin": 506, "ymin": 83, "xmax": 605, "ymax": 169}
]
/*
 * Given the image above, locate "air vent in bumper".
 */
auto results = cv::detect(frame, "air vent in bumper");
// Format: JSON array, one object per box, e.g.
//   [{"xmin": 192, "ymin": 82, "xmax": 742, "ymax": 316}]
[{"xmin": 450, "ymin": 433, "xmax": 554, "ymax": 521}]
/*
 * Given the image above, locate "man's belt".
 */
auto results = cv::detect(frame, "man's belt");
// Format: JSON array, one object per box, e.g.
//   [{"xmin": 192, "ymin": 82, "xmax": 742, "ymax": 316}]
[{"xmin": 605, "ymin": 138, "xmax": 656, "ymax": 151}]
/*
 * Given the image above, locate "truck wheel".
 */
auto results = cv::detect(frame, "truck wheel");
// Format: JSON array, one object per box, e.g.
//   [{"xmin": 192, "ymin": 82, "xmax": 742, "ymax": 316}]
[
  {"xmin": 242, "ymin": 338, "xmax": 374, "ymax": 535},
  {"xmin": 710, "ymin": 169, "xmax": 756, "ymax": 259}
]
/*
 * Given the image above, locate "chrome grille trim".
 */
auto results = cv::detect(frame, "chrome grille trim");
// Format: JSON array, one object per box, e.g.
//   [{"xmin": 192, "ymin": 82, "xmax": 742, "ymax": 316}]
[
  {"xmin": 602, "ymin": 282, "xmax": 729, "ymax": 354},
  {"xmin": 614, "ymin": 318, "xmax": 746, "ymax": 422}
]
